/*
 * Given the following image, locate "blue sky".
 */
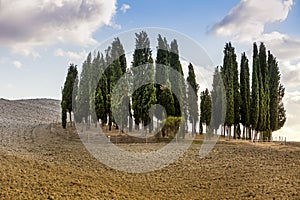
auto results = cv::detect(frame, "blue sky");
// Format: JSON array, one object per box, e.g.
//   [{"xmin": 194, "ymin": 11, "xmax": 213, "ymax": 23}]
[{"xmin": 0, "ymin": 0, "xmax": 299, "ymax": 140}]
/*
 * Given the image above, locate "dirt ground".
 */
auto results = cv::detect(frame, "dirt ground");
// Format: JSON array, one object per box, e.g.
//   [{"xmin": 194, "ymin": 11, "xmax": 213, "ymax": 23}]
[{"xmin": 0, "ymin": 99, "xmax": 299, "ymax": 199}]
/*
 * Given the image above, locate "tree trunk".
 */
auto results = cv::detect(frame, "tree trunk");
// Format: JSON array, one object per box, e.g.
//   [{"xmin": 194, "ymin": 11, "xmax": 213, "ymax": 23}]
[
  {"xmin": 129, "ymin": 116, "xmax": 133, "ymax": 132},
  {"xmin": 108, "ymin": 112, "xmax": 112, "ymax": 131},
  {"xmin": 233, "ymin": 124, "xmax": 236, "ymax": 139},
  {"xmin": 69, "ymin": 111, "xmax": 72, "ymax": 127},
  {"xmin": 228, "ymin": 126, "xmax": 231, "ymax": 140}
]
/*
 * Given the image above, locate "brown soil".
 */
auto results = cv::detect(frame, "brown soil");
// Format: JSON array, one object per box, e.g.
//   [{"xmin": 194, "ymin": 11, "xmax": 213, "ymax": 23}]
[{"xmin": 0, "ymin": 99, "xmax": 299, "ymax": 199}]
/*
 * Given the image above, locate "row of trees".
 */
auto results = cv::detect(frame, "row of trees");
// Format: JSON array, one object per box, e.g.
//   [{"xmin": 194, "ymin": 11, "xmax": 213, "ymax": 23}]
[
  {"xmin": 61, "ymin": 32, "xmax": 286, "ymax": 140},
  {"xmin": 210, "ymin": 42, "xmax": 286, "ymax": 140},
  {"xmin": 61, "ymin": 31, "xmax": 200, "ymax": 138}
]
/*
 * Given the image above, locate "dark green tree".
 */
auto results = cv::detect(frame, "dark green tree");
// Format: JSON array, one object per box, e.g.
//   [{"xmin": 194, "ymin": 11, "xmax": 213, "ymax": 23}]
[
  {"xmin": 200, "ymin": 88, "xmax": 212, "ymax": 134},
  {"xmin": 132, "ymin": 31, "xmax": 156, "ymax": 132},
  {"xmin": 258, "ymin": 43, "xmax": 270, "ymax": 140},
  {"xmin": 251, "ymin": 43, "xmax": 260, "ymax": 140},
  {"xmin": 95, "ymin": 53, "xmax": 107, "ymax": 126},
  {"xmin": 155, "ymin": 34, "xmax": 175, "ymax": 120},
  {"xmin": 211, "ymin": 67, "xmax": 225, "ymax": 135},
  {"xmin": 76, "ymin": 53, "xmax": 92, "ymax": 124},
  {"xmin": 61, "ymin": 63, "xmax": 78, "ymax": 128},
  {"xmin": 268, "ymin": 51, "xmax": 279, "ymax": 133},
  {"xmin": 169, "ymin": 39, "xmax": 187, "ymax": 137},
  {"xmin": 240, "ymin": 53, "xmax": 251, "ymax": 139},
  {"xmin": 221, "ymin": 43, "xmax": 235, "ymax": 138},
  {"xmin": 187, "ymin": 63, "xmax": 199, "ymax": 136},
  {"xmin": 277, "ymin": 84, "xmax": 286, "ymax": 129}
]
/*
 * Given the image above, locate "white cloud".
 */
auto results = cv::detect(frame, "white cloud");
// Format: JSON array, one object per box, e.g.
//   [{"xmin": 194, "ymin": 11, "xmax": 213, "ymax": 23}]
[
  {"xmin": 280, "ymin": 60, "xmax": 300, "ymax": 88},
  {"xmin": 210, "ymin": 0, "xmax": 293, "ymax": 42},
  {"xmin": 210, "ymin": 0, "xmax": 300, "ymax": 141},
  {"xmin": 12, "ymin": 60, "xmax": 23, "ymax": 69},
  {"xmin": 273, "ymin": 90, "xmax": 300, "ymax": 141},
  {"xmin": 54, "ymin": 48, "xmax": 87, "ymax": 63},
  {"xmin": 209, "ymin": 0, "xmax": 300, "ymax": 62},
  {"xmin": 120, "ymin": 3, "xmax": 130, "ymax": 13},
  {"xmin": 0, "ymin": 0, "xmax": 117, "ymax": 55}
]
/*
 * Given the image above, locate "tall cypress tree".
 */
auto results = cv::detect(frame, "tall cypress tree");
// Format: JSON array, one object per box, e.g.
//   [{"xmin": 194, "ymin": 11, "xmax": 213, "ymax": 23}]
[
  {"xmin": 89, "ymin": 52, "xmax": 101, "ymax": 126},
  {"xmin": 61, "ymin": 63, "xmax": 78, "ymax": 128},
  {"xmin": 268, "ymin": 51, "xmax": 279, "ymax": 133},
  {"xmin": 110, "ymin": 38, "xmax": 128, "ymax": 131},
  {"xmin": 76, "ymin": 54, "xmax": 91, "ymax": 124},
  {"xmin": 169, "ymin": 39, "xmax": 184, "ymax": 117},
  {"xmin": 221, "ymin": 43, "xmax": 235, "ymax": 138},
  {"xmin": 155, "ymin": 35, "xmax": 175, "ymax": 120},
  {"xmin": 240, "ymin": 53, "xmax": 251, "ymax": 139},
  {"xmin": 251, "ymin": 43, "xmax": 260, "ymax": 140},
  {"xmin": 187, "ymin": 63, "xmax": 199, "ymax": 136},
  {"xmin": 95, "ymin": 53, "xmax": 107, "ymax": 126},
  {"xmin": 258, "ymin": 43, "xmax": 270, "ymax": 140},
  {"xmin": 132, "ymin": 31, "xmax": 156, "ymax": 132},
  {"xmin": 211, "ymin": 67, "xmax": 225, "ymax": 135},
  {"xmin": 200, "ymin": 88, "xmax": 212, "ymax": 134},
  {"xmin": 232, "ymin": 49, "xmax": 240, "ymax": 139}
]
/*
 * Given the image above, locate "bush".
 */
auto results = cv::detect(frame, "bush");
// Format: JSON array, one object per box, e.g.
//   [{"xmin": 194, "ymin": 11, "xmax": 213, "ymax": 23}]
[{"xmin": 161, "ymin": 116, "xmax": 183, "ymax": 138}]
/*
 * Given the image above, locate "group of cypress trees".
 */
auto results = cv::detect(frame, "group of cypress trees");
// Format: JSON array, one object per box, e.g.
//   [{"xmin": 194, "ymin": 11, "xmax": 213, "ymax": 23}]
[
  {"xmin": 61, "ymin": 31, "xmax": 200, "ymax": 138},
  {"xmin": 61, "ymin": 34, "xmax": 286, "ymax": 141},
  {"xmin": 212, "ymin": 42, "xmax": 286, "ymax": 141}
]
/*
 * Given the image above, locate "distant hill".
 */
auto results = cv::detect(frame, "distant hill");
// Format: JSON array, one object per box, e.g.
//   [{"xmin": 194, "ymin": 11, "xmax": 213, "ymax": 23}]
[{"xmin": 0, "ymin": 98, "xmax": 61, "ymax": 127}]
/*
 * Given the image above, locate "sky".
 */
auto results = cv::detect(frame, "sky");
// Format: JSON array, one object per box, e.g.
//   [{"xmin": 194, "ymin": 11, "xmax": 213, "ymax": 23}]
[{"xmin": 0, "ymin": 0, "xmax": 299, "ymax": 141}]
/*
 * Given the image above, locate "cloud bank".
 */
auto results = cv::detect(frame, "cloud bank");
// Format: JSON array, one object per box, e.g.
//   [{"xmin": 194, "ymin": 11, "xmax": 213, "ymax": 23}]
[
  {"xmin": 0, "ymin": 0, "xmax": 117, "ymax": 55},
  {"xmin": 210, "ymin": 0, "xmax": 293, "ymax": 42}
]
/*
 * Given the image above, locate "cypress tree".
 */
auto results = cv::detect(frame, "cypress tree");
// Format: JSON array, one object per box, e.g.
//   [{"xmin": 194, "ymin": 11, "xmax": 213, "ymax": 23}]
[
  {"xmin": 132, "ymin": 31, "xmax": 156, "ymax": 132},
  {"xmin": 211, "ymin": 67, "xmax": 225, "ymax": 135},
  {"xmin": 89, "ymin": 52, "xmax": 101, "ymax": 126},
  {"xmin": 187, "ymin": 63, "xmax": 199, "ymax": 136},
  {"xmin": 61, "ymin": 63, "xmax": 78, "ymax": 128},
  {"xmin": 76, "ymin": 53, "xmax": 92, "ymax": 124},
  {"xmin": 268, "ymin": 51, "xmax": 279, "ymax": 133},
  {"xmin": 169, "ymin": 39, "xmax": 183, "ymax": 117},
  {"xmin": 200, "ymin": 88, "xmax": 212, "ymax": 134},
  {"xmin": 232, "ymin": 49, "xmax": 240, "ymax": 139},
  {"xmin": 155, "ymin": 35, "xmax": 175, "ymax": 120},
  {"xmin": 277, "ymin": 84, "xmax": 286, "ymax": 129},
  {"xmin": 221, "ymin": 43, "xmax": 235, "ymax": 138},
  {"xmin": 251, "ymin": 43, "xmax": 259, "ymax": 140},
  {"xmin": 170, "ymin": 39, "xmax": 187, "ymax": 137},
  {"xmin": 240, "ymin": 53, "xmax": 251, "ymax": 139},
  {"xmin": 259, "ymin": 43, "xmax": 270, "ymax": 140},
  {"xmin": 95, "ymin": 53, "xmax": 107, "ymax": 126}
]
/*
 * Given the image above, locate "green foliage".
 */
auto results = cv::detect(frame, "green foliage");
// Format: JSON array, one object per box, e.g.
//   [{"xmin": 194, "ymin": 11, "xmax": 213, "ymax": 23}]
[
  {"xmin": 240, "ymin": 53, "xmax": 251, "ymax": 128},
  {"xmin": 187, "ymin": 63, "xmax": 199, "ymax": 135},
  {"xmin": 132, "ymin": 31, "xmax": 156, "ymax": 130},
  {"xmin": 278, "ymin": 84, "xmax": 286, "ymax": 130},
  {"xmin": 75, "ymin": 55, "xmax": 91, "ymax": 123},
  {"xmin": 155, "ymin": 34, "xmax": 175, "ymax": 120},
  {"xmin": 268, "ymin": 51, "xmax": 279, "ymax": 131},
  {"xmin": 200, "ymin": 88, "xmax": 212, "ymax": 127},
  {"xmin": 61, "ymin": 63, "xmax": 78, "ymax": 128},
  {"xmin": 211, "ymin": 67, "xmax": 226, "ymax": 133},
  {"xmin": 251, "ymin": 43, "xmax": 260, "ymax": 133},
  {"xmin": 161, "ymin": 116, "xmax": 182, "ymax": 138},
  {"xmin": 258, "ymin": 43, "xmax": 270, "ymax": 139},
  {"xmin": 221, "ymin": 43, "xmax": 235, "ymax": 128}
]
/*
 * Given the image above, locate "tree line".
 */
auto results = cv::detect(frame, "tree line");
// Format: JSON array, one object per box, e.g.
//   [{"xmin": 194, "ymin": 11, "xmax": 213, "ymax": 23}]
[
  {"xmin": 209, "ymin": 42, "xmax": 286, "ymax": 141},
  {"xmin": 61, "ymin": 31, "xmax": 286, "ymax": 141}
]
